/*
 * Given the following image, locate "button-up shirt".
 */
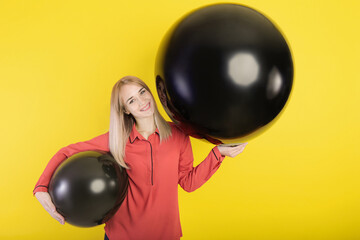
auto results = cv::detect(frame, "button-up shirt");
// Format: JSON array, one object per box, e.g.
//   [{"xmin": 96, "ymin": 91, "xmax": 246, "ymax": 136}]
[{"xmin": 34, "ymin": 123, "xmax": 224, "ymax": 240}]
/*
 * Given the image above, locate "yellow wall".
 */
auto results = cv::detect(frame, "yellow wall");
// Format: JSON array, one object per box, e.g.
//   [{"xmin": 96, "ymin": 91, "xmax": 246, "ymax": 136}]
[{"xmin": 1, "ymin": 0, "xmax": 359, "ymax": 239}]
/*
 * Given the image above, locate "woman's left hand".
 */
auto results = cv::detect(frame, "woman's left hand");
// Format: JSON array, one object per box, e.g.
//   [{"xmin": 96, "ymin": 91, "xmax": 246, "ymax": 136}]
[{"xmin": 217, "ymin": 143, "xmax": 248, "ymax": 158}]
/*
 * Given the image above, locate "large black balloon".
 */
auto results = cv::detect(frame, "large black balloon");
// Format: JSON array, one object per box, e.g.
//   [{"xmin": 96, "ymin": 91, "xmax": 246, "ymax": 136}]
[
  {"xmin": 49, "ymin": 151, "xmax": 128, "ymax": 227},
  {"xmin": 155, "ymin": 4, "xmax": 293, "ymax": 144}
]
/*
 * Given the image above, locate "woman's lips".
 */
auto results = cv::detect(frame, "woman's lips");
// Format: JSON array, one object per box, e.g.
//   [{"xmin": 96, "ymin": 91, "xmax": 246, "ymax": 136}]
[{"xmin": 140, "ymin": 102, "xmax": 150, "ymax": 111}]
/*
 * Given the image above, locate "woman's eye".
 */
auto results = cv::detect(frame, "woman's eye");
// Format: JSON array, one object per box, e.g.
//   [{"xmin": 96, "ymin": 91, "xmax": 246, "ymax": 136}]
[
  {"xmin": 140, "ymin": 89, "xmax": 146, "ymax": 95},
  {"xmin": 129, "ymin": 99, "xmax": 135, "ymax": 104}
]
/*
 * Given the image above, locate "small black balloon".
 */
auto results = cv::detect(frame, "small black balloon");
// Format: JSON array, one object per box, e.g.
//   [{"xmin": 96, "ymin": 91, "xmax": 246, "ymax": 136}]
[
  {"xmin": 49, "ymin": 151, "xmax": 128, "ymax": 227},
  {"xmin": 155, "ymin": 4, "xmax": 293, "ymax": 144}
]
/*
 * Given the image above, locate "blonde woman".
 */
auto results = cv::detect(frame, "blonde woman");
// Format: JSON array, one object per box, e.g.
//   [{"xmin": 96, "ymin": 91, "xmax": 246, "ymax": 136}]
[{"xmin": 34, "ymin": 76, "xmax": 248, "ymax": 240}]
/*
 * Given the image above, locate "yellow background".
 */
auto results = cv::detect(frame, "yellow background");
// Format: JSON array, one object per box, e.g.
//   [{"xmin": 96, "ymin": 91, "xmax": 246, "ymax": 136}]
[{"xmin": 1, "ymin": 0, "xmax": 359, "ymax": 239}]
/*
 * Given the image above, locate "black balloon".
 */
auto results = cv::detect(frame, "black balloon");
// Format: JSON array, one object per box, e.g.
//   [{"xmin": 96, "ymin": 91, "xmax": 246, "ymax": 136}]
[
  {"xmin": 49, "ymin": 151, "xmax": 128, "ymax": 227},
  {"xmin": 155, "ymin": 4, "xmax": 293, "ymax": 144}
]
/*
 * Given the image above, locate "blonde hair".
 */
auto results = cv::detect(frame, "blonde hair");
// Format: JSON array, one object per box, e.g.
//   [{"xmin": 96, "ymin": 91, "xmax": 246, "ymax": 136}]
[{"xmin": 109, "ymin": 76, "xmax": 172, "ymax": 169}]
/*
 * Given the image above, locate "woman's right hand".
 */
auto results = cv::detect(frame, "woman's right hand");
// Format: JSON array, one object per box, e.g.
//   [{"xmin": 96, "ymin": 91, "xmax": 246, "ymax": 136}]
[{"xmin": 35, "ymin": 192, "xmax": 65, "ymax": 225}]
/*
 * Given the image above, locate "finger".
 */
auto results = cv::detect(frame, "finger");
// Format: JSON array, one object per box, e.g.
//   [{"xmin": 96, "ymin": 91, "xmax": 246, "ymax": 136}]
[
  {"xmin": 44, "ymin": 200, "xmax": 56, "ymax": 213},
  {"xmin": 229, "ymin": 143, "xmax": 246, "ymax": 147},
  {"xmin": 52, "ymin": 211, "xmax": 65, "ymax": 225},
  {"xmin": 45, "ymin": 202, "xmax": 65, "ymax": 224},
  {"xmin": 237, "ymin": 142, "xmax": 248, "ymax": 148},
  {"xmin": 43, "ymin": 201, "xmax": 54, "ymax": 213},
  {"xmin": 51, "ymin": 211, "xmax": 65, "ymax": 224},
  {"xmin": 228, "ymin": 144, "xmax": 246, "ymax": 151},
  {"xmin": 235, "ymin": 145, "xmax": 246, "ymax": 153},
  {"xmin": 237, "ymin": 143, "xmax": 247, "ymax": 151},
  {"xmin": 229, "ymin": 147, "xmax": 246, "ymax": 157},
  {"xmin": 48, "ymin": 204, "xmax": 62, "ymax": 219},
  {"xmin": 37, "ymin": 194, "xmax": 64, "ymax": 224},
  {"xmin": 229, "ymin": 144, "xmax": 241, "ymax": 147},
  {"xmin": 228, "ymin": 147, "xmax": 244, "ymax": 156}
]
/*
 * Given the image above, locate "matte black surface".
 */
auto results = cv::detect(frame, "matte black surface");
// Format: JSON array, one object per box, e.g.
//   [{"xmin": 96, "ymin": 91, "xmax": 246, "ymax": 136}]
[
  {"xmin": 49, "ymin": 151, "xmax": 128, "ymax": 227},
  {"xmin": 156, "ymin": 4, "xmax": 293, "ymax": 144}
]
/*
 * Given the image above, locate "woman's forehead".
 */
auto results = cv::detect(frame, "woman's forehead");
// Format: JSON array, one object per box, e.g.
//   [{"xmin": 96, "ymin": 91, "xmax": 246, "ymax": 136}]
[
  {"xmin": 120, "ymin": 83, "xmax": 145, "ymax": 100},
  {"xmin": 123, "ymin": 83, "xmax": 143, "ymax": 92}
]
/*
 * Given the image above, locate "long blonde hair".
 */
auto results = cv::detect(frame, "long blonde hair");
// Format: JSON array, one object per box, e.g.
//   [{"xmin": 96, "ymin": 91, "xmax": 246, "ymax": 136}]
[{"xmin": 109, "ymin": 76, "xmax": 172, "ymax": 169}]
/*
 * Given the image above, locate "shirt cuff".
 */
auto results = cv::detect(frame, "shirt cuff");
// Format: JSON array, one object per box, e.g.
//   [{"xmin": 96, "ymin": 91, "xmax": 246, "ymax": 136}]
[
  {"xmin": 212, "ymin": 146, "xmax": 225, "ymax": 163},
  {"xmin": 33, "ymin": 186, "xmax": 48, "ymax": 196}
]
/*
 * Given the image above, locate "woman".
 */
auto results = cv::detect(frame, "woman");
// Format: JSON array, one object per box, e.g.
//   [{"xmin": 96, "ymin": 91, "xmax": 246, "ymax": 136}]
[{"xmin": 34, "ymin": 76, "xmax": 247, "ymax": 240}]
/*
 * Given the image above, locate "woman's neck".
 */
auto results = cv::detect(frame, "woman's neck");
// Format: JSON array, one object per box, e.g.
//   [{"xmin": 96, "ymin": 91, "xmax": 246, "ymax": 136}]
[{"xmin": 135, "ymin": 116, "xmax": 156, "ymax": 140}]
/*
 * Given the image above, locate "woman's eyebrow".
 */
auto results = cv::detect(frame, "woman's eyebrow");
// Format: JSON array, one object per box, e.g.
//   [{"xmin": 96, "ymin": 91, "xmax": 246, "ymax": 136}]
[
  {"xmin": 126, "ymin": 96, "xmax": 134, "ymax": 103},
  {"xmin": 126, "ymin": 88, "xmax": 145, "ymax": 103}
]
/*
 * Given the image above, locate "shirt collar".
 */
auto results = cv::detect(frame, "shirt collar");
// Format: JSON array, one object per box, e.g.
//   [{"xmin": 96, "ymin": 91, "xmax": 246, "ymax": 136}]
[{"xmin": 129, "ymin": 123, "xmax": 160, "ymax": 143}]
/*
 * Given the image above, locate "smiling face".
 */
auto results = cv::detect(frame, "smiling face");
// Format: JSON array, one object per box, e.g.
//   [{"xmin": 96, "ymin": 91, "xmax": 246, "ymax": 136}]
[
  {"xmin": 120, "ymin": 83, "xmax": 155, "ymax": 120},
  {"xmin": 156, "ymin": 79, "xmax": 167, "ymax": 108}
]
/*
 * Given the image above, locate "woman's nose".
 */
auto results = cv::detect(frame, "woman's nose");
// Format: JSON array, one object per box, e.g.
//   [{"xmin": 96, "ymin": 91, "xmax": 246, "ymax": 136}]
[{"xmin": 138, "ymin": 96, "xmax": 146, "ymax": 105}]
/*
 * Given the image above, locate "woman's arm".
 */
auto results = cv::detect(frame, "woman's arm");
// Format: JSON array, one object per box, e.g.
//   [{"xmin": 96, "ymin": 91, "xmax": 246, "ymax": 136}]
[
  {"xmin": 33, "ymin": 132, "xmax": 109, "ymax": 195},
  {"xmin": 178, "ymin": 135, "xmax": 225, "ymax": 192},
  {"xmin": 33, "ymin": 132, "xmax": 110, "ymax": 225},
  {"xmin": 178, "ymin": 135, "xmax": 247, "ymax": 192}
]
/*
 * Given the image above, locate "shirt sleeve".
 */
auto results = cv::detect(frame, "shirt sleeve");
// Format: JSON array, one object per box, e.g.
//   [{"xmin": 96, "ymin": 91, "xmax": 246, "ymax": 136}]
[
  {"xmin": 178, "ymin": 134, "xmax": 225, "ymax": 192},
  {"xmin": 33, "ymin": 132, "xmax": 110, "ymax": 195}
]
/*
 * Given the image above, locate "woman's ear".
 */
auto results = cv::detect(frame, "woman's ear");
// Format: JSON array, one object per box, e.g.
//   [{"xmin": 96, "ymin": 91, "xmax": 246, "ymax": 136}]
[{"xmin": 123, "ymin": 108, "xmax": 130, "ymax": 115}]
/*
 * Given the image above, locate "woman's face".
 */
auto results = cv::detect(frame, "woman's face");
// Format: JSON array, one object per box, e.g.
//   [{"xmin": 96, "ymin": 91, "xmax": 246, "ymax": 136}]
[
  {"xmin": 156, "ymin": 80, "xmax": 167, "ymax": 108},
  {"xmin": 120, "ymin": 83, "xmax": 155, "ymax": 120}
]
